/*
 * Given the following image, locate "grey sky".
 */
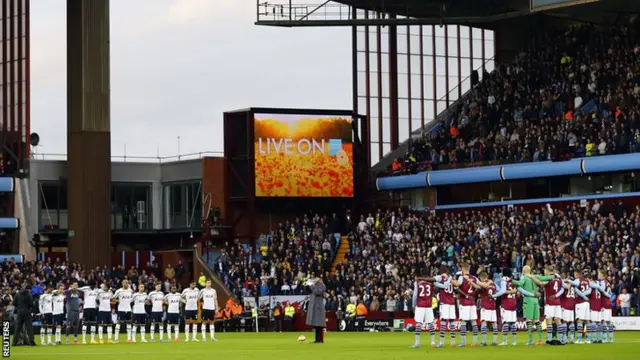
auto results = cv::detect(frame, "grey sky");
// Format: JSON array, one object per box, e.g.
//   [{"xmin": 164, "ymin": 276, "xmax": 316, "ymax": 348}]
[
  {"xmin": 30, "ymin": 0, "xmax": 494, "ymax": 164},
  {"xmin": 30, "ymin": 0, "xmax": 352, "ymax": 160}
]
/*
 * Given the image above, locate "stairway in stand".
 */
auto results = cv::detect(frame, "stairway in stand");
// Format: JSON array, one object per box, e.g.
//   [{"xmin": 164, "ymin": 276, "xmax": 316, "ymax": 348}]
[{"xmin": 330, "ymin": 236, "xmax": 350, "ymax": 276}]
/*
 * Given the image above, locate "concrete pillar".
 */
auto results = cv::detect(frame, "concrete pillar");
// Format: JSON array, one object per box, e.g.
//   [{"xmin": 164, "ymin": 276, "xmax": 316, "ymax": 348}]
[{"xmin": 66, "ymin": 0, "xmax": 112, "ymax": 269}]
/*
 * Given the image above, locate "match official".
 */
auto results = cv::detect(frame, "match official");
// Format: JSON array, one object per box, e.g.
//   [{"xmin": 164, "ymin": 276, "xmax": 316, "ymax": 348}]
[
  {"xmin": 305, "ymin": 276, "xmax": 326, "ymax": 344},
  {"xmin": 12, "ymin": 285, "xmax": 35, "ymax": 346}
]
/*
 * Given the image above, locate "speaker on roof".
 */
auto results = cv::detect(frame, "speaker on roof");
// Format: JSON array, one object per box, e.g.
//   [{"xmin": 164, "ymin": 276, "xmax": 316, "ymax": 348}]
[
  {"xmin": 30, "ymin": 133, "xmax": 40, "ymax": 147},
  {"xmin": 471, "ymin": 70, "xmax": 479, "ymax": 87}
]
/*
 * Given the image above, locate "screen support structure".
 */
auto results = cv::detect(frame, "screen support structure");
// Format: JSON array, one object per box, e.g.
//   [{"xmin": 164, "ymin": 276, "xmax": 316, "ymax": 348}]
[{"xmin": 223, "ymin": 109, "xmax": 257, "ymax": 248}]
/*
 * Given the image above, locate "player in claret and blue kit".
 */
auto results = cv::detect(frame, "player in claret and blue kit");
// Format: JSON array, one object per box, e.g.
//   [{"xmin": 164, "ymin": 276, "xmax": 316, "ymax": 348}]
[
  {"xmin": 598, "ymin": 270, "xmax": 614, "ymax": 343},
  {"xmin": 451, "ymin": 263, "xmax": 479, "ymax": 347},
  {"xmin": 475, "ymin": 271, "xmax": 499, "ymax": 346},
  {"xmin": 492, "ymin": 269, "xmax": 534, "ymax": 346},
  {"xmin": 436, "ymin": 266, "xmax": 457, "ymax": 347},
  {"xmin": 410, "ymin": 269, "xmax": 451, "ymax": 349}
]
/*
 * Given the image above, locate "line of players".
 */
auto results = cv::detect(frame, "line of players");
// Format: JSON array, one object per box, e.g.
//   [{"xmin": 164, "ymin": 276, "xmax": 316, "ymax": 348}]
[
  {"xmin": 37, "ymin": 279, "xmax": 219, "ymax": 345},
  {"xmin": 410, "ymin": 264, "xmax": 614, "ymax": 348}
]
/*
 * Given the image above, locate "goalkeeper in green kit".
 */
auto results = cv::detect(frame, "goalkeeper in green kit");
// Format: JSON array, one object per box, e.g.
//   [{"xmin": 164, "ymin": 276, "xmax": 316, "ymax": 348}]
[{"xmin": 511, "ymin": 265, "xmax": 558, "ymax": 345}]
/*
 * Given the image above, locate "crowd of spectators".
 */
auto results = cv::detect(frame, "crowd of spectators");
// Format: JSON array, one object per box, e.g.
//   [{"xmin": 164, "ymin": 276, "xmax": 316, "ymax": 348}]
[
  {"xmin": 389, "ymin": 23, "xmax": 640, "ymax": 175},
  {"xmin": 215, "ymin": 200, "xmax": 640, "ymax": 317}
]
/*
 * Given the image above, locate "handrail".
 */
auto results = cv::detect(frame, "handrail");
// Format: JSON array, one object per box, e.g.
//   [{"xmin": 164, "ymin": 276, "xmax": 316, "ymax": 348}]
[
  {"xmin": 192, "ymin": 244, "xmax": 234, "ymax": 304},
  {"xmin": 30, "ymin": 151, "xmax": 223, "ymax": 163}
]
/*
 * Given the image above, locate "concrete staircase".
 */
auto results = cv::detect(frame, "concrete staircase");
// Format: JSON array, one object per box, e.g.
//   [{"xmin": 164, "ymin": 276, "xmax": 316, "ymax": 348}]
[{"xmin": 330, "ymin": 236, "xmax": 349, "ymax": 276}]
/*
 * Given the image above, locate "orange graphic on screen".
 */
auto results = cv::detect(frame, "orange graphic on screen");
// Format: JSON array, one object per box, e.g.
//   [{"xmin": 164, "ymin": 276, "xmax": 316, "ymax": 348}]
[{"xmin": 255, "ymin": 114, "xmax": 354, "ymax": 197}]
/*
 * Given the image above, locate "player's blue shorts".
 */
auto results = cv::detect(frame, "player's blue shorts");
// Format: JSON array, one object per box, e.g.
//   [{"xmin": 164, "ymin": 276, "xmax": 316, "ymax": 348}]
[
  {"xmin": 151, "ymin": 312, "xmax": 163, "ymax": 323},
  {"xmin": 98, "ymin": 311, "xmax": 112, "ymax": 325},
  {"xmin": 117, "ymin": 311, "xmax": 132, "ymax": 323},
  {"xmin": 83, "ymin": 308, "xmax": 98, "ymax": 323},
  {"xmin": 201, "ymin": 310, "xmax": 215, "ymax": 321},
  {"xmin": 53, "ymin": 314, "xmax": 65, "ymax": 326},
  {"xmin": 133, "ymin": 313, "xmax": 147, "ymax": 325},
  {"xmin": 167, "ymin": 313, "xmax": 180, "ymax": 325},
  {"xmin": 184, "ymin": 310, "xmax": 198, "ymax": 321}
]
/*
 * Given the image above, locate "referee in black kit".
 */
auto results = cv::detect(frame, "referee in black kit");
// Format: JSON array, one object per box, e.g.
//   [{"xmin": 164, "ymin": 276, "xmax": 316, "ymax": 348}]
[{"xmin": 13, "ymin": 284, "xmax": 36, "ymax": 346}]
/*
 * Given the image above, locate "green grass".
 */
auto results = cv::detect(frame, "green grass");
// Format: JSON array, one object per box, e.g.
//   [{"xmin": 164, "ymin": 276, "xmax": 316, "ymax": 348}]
[{"xmin": 9, "ymin": 332, "xmax": 640, "ymax": 360}]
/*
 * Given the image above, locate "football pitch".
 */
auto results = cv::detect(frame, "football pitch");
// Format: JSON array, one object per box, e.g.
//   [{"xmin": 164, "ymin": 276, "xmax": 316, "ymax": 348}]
[{"xmin": 8, "ymin": 332, "xmax": 640, "ymax": 360}]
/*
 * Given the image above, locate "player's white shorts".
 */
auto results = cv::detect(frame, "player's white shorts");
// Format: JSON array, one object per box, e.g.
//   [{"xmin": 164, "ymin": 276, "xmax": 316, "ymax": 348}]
[
  {"xmin": 575, "ymin": 303, "xmax": 590, "ymax": 321},
  {"xmin": 600, "ymin": 309, "xmax": 612, "ymax": 322},
  {"xmin": 562, "ymin": 309, "xmax": 574, "ymax": 323},
  {"xmin": 589, "ymin": 310, "xmax": 601, "ymax": 322},
  {"xmin": 414, "ymin": 307, "xmax": 435, "ymax": 325},
  {"xmin": 458, "ymin": 305, "xmax": 477, "ymax": 321},
  {"xmin": 501, "ymin": 309, "xmax": 517, "ymax": 323},
  {"xmin": 480, "ymin": 309, "xmax": 497, "ymax": 323},
  {"xmin": 439, "ymin": 304, "xmax": 456, "ymax": 320},
  {"xmin": 544, "ymin": 305, "xmax": 562, "ymax": 319}
]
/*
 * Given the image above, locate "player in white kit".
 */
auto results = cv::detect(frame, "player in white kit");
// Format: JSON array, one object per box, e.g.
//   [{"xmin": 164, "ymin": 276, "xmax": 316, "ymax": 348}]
[
  {"xmin": 148, "ymin": 283, "xmax": 165, "ymax": 342},
  {"xmin": 199, "ymin": 280, "xmax": 219, "ymax": 341},
  {"xmin": 164, "ymin": 285, "xmax": 182, "ymax": 342},
  {"xmin": 52, "ymin": 285, "xmax": 66, "ymax": 345},
  {"xmin": 96, "ymin": 284, "xmax": 114, "ymax": 344},
  {"xmin": 38, "ymin": 286, "xmax": 54, "ymax": 345},
  {"xmin": 182, "ymin": 281, "xmax": 200, "ymax": 342},
  {"xmin": 78, "ymin": 282, "xmax": 99, "ymax": 344},
  {"xmin": 131, "ymin": 284, "xmax": 149, "ymax": 343},
  {"xmin": 113, "ymin": 280, "xmax": 135, "ymax": 343}
]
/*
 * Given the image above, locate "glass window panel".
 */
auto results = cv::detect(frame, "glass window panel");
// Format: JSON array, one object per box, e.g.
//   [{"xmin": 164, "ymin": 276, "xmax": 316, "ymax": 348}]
[
  {"xmin": 370, "ymin": 142, "xmax": 381, "ymax": 164},
  {"xmin": 472, "ymin": 39, "xmax": 483, "ymax": 59},
  {"xmin": 381, "ymin": 116, "xmax": 391, "ymax": 143},
  {"xmin": 435, "ymin": 35, "xmax": 445, "ymax": 56},
  {"xmin": 460, "ymin": 37, "xmax": 470, "ymax": 58}
]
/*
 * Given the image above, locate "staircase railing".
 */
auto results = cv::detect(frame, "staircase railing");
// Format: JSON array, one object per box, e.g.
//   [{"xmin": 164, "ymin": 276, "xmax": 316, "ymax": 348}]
[{"xmin": 192, "ymin": 244, "xmax": 234, "ymax": 305}]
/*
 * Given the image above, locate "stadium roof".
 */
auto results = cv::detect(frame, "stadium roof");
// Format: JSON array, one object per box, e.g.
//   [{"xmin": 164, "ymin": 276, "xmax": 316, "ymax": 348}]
[{"xmin": 256, "ymin": 0, "xmax": 640, "ymax": 27}]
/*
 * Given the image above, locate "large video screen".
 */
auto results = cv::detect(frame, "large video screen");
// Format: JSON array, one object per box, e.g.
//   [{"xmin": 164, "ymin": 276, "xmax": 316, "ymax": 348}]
[{"xmin": 254, "ymin": 113, "xmax": 354, "ymax": 197}]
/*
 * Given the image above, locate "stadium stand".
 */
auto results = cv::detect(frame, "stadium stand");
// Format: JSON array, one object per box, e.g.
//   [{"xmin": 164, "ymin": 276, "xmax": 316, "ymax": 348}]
[
  {"xmin": 214, "ymin": 200, "xmax": 640, "ymax": 316},
  {"xmin": 385, "ymin": 24, "xmax": 640, "ymax": 176}
]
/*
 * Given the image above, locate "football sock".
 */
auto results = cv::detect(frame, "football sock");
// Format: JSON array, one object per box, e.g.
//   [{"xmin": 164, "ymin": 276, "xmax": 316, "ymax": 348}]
[
  {"xmin": 192, "ymin": 324, "xmax": 198, "ymax": 339},
  {"xmin": 414, "ymin": 322, "xmax": 422, "ymax": 345},
  {"xmin": 535, "ymin": 321, "xmax": 543, "ymax": 341},
  {"xmin": 450, "ymin": 320, "xmax": 456, "ymax": 344},
  {"xmin": 546, "ymin": 322, "xmax": 553, "ymax": 341},
  {"xmin": 577, "ymin": 323, "xmax": 583, "ymax": 342},
  {"xmin": 501, "ymin": 323, "xmax": 509, "ymax": 342},
  {"xmin": 471, "ymin": 323, "xmax": 478, "ymax": 344},
  {"xmin": 526, "ymin": 321, "xmax": 533, "ymax": 343},
  {"xmin": 439, "ymin": 319, "xmax": 446, "ymax": 345},
  {"xmin": 82, "ymin": 325, "xmax": 87, "ymax": 342},
  {"xmin": 460, "ymin": 324, "xmax": 467, "ymax": 345},
  {"xmin": 481, "ymin": 322, "xmax": 487, "ymax": 343},
  {"xmin": 428, "ymin": 323, "xmax": 435, "ymax": 344},
  {"xmin": 492, "ymin": 323, "xmax": 498, "ymax": 343}
]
